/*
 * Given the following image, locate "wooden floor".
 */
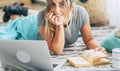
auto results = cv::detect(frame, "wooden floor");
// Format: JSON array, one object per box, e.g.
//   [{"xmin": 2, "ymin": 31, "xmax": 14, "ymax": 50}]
[{"xmin": 51, "ymin": 26, "xmax": 120, "ymax": 71}]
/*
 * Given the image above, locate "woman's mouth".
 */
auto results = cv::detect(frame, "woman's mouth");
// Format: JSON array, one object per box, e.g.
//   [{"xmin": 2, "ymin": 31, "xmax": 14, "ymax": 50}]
[{"xmin": 54, "ymin": 14, "xmax": 62, "ymax": 17}]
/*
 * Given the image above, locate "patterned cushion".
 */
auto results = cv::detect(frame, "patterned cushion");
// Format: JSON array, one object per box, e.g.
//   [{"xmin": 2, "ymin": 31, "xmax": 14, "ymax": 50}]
[{"xmin": 77, "ymin": 0, "xmax": 109, "ymax": 25}]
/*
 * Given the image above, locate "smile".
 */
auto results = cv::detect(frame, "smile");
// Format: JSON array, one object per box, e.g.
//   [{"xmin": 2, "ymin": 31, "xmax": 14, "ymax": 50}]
[{"xmin": 55, "ymin": 15, "xmax": 62, "ymax": 17}]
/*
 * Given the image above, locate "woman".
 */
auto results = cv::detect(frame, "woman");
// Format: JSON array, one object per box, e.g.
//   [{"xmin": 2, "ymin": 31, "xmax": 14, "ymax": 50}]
[{"xmin": 38, "ymin": 0, "xmax": 108, "ymax": 55}]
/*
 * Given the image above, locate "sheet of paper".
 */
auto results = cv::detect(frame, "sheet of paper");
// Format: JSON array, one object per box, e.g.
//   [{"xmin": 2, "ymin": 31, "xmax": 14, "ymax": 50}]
[{"xmin": 67, "ymin": 57, "xmax": 92, "ymax": 67}]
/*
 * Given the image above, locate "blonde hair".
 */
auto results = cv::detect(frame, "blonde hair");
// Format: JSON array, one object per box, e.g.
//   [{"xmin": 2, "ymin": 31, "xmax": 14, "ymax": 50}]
[{"xmin": 44, "ymin": 0, "xmax": 74, "ymax": 37}]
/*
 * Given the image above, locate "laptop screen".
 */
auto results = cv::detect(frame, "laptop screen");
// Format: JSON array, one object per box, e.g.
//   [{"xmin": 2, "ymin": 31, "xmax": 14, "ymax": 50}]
[{"xmin": 0, "ymin": 40, "xmax": 54, "ymax": 71}]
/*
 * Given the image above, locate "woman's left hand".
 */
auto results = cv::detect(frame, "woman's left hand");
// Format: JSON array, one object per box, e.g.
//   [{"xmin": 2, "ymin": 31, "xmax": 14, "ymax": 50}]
[{"xmin": 95, "ymin": 46, "xmax": 108, "ymax": 56}]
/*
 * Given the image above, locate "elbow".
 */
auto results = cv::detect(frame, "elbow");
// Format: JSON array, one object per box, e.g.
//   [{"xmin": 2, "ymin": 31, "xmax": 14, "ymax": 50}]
[
  {"xmin": 54, "ymin": 50, "xmax": 63, "ymax": 55},
  {"xmin": 51, "ymin": 44, "xmax": 64, "ymax": 55}
]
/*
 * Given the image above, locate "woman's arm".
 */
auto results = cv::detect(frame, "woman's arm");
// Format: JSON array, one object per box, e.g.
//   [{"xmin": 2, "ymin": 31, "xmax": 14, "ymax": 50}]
[
  {"xmin": 51, "ymin": 25, "xmax": 65, "ymax": 55},
  {"xmin": 39, "ymin": 10, "xmax": 66, "ymax": 55},
  {"xmin": 81, "ymin": 21, "xmax": 108, "ymax": 55},
  {"xmin": 40, "ymin": 25, "xmax": 65, "ymax": 55}
]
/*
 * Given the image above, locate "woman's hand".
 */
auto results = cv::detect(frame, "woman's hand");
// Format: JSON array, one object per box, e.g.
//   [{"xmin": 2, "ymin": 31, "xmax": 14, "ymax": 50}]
[
  {"xmin": 46, "ymin": 11, "xmax": 65, "ymax": 26},
  {"xmin": 94, "ymin": 46, "xmax": 108, "ymax": 56}
]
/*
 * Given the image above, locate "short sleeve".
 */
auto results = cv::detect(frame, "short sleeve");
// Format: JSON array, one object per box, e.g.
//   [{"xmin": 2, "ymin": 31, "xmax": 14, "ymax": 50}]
[
  {"xmin": 77, "ymin": 6, "xmax": 89, "ymax": 27},
  {"xmin": 37, "ymin": 8, "xmax": 46, "ymax": 27},
  {"xmin": 81, "ymin": 6, "xmax": 89, "ymax": 26}
]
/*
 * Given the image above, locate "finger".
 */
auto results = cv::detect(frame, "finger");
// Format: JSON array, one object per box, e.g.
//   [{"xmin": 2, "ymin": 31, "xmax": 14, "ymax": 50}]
[
  {"xmin": 46, "ymin": 12, "xmax": 53, "ymax": 23},
  {"xmin": 48, "ymin": 12, "xmax": 53, "ymax": 19},
  {"xmin": 103, "ymin": 51, "xmax": 108, "ymax": 56},
  {"xmin": 95, "ymin": 47, "xmax": 101, "ymax": 51},
  {"xmin": 94, "ymin": 47, "xmax": 108, "ymax": 56},
  {"xmin": 100, "ymin": 48, "xmax": 106, "ymax": 52},
  {"xmin": 51, "ymin": 15, "xmax": 56, "ymax": 24},
  {"xmin": 54, "ymin": 17, "xmax": 61, "ymax": 25},
  {"xmin": 99, "ymin": 48, "xmax": 108, "ymax": 56},
  {"xmin": 55, "ymin": 16, "xmax": 63, "ymax": 25},
  {"xmin": 46, "ymin": 11, "xmax": 52, "ymax": 18}
]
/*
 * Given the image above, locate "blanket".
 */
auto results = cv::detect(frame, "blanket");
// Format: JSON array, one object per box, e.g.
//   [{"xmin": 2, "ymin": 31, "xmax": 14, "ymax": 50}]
[{"xmin": 0, "ymin": 14, "xmax": 38, "ymax": 40}]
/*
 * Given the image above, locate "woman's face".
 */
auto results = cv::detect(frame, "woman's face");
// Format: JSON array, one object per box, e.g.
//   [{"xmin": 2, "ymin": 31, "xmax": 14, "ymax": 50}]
[{"xmin": 50, "ymin": 0, "xmax": 66, "ymax": 17}]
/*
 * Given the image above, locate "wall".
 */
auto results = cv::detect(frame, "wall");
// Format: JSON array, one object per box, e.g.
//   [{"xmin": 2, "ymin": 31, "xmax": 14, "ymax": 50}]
[{"xmin": 108, "ymin": 0, "xmax": 120, "ymax": 27}]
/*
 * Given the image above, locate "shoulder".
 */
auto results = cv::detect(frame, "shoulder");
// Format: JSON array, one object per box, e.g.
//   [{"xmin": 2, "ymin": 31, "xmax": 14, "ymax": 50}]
[
  {"xmin": 72, "ymin": 5, "xmax": 89, "ymax": 19},
  {"xmin": 37, "ymin": 8, "xmax": 46, "ymax": 19},
  {"xmin": 73, "ymin": 5, "xmax": 87, "ymax": 14},
  {"xmin": 71, "ymin": 5, "xmax": 89, "ymax": 27},
  {"xmin": 37, "ymin": 8, "xmax": 46, "ymax": 26}
]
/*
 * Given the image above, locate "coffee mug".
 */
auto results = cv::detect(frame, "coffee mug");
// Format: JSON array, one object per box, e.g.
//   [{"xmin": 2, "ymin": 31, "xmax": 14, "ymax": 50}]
[{"xmin": 112, "ymin": 48, "xmax": 120, "ymax": 69}]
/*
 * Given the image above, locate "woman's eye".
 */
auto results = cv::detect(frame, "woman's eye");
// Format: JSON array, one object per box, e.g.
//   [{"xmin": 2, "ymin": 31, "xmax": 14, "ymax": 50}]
[
  {"xmin": 52, "ymin": 3, "xmax": 55, "ymax": 6},
  {"xmin": 60, "ymin": 2, "xmax": 64, "ymax": 7}
]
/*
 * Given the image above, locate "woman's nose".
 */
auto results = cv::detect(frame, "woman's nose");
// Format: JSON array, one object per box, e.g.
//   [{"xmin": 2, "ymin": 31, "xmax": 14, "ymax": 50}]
[{"xmin": 54, "ymin": 6, "xmax": 61, "ymax": 15}]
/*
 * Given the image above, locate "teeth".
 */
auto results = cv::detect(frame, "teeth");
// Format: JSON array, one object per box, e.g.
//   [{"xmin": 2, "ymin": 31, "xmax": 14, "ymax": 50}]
[{"xmin": 56, "ymin": 15, "xmax": 61, "ymax": 17}]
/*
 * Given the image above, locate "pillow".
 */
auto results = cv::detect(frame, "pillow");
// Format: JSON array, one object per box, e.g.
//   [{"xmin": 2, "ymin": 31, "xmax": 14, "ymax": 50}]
[
  {"xmin": 77, "ymin": 0, "xmax": 109, "ymax": 25},
  {"xmin": 100, "ymin": 29, "xmax": 120, "ymax": 53}
]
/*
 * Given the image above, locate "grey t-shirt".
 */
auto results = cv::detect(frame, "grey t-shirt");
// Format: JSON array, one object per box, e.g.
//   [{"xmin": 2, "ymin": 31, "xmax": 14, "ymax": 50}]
[{"xmin": 37, "ymin": 5, "xmax": 89, "ymax": 46}]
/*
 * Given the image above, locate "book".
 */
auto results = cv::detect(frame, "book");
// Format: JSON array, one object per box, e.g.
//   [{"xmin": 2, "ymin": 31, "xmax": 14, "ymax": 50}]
[{"xmin": 67, "ymin": 49, "xmax": 110, "ymax": 67}]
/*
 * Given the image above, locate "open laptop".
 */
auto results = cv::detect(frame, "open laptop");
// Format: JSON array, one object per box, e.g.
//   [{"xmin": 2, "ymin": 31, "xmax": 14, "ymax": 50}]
[{"xmin": 0, "ymin": 40, "xmax": 66, "ymax": 71}]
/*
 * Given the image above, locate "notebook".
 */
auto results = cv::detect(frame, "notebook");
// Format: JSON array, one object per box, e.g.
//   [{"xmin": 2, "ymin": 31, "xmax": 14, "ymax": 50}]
[{"xmin": 0, "ymin": 40, "xmax": 66, "ymax": 71}]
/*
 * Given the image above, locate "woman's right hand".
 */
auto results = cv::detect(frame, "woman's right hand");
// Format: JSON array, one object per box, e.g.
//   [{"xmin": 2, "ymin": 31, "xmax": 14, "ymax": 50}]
[{"xmin": 46, "ymin": 11, "xmax": 65, "ymax": 26}]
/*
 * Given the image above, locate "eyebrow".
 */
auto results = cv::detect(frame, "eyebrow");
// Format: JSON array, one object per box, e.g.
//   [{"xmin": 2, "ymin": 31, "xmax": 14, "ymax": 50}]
[{"xmin": 52, "ymin": 1, "xmax": 64, "ymax": 4}]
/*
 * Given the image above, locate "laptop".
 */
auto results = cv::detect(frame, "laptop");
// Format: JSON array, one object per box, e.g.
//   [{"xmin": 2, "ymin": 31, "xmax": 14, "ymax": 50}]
[{"xmin": 0, "ymin": 40, "xmax": 66, "ymax": 71}]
